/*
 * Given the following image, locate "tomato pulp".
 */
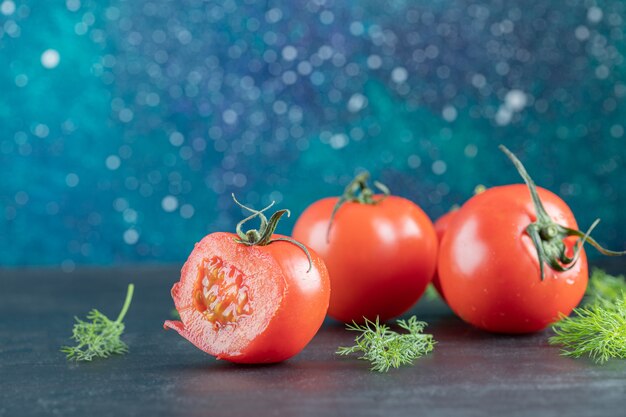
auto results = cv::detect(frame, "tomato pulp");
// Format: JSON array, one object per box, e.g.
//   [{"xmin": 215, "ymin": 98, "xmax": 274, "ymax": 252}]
[
  {"xmin": 293, "ymin": 174, "xmax": 437, "ymax": 323},
  {"xmin": 165, "ymin": 199, "xmax": 330, "ymax": 363}
]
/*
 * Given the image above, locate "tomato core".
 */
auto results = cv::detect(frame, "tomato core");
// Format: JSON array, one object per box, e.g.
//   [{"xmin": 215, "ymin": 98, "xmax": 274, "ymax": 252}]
[{"xmin": 193, "ymin": 256, "xmax": 252, "ymax": 329}]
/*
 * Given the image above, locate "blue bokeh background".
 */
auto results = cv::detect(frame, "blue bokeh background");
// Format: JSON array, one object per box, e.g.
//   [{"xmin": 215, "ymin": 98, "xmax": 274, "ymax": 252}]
[{"xmin": 1, "ymin": 0, "xmax": 624, "ymax": 268}]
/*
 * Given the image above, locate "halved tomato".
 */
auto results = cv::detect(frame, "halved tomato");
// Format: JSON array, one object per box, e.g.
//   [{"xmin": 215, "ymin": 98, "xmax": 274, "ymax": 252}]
[{"xmin": 165, "ymin": 198, "xmax": 330, "ymax": 363}]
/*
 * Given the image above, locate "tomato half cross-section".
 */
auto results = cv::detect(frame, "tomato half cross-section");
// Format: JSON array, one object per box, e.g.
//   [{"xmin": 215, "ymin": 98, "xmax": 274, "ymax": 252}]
[
  {"xmin": 164, "ymin": 196, "xmax": 330, "ymax": 363},
  {"xmin": 293, "ymin": 173, "xmax": 438, "ymax": 323},
  {"xmin": 438, "ymin": 146, "xmax": 626, "ymax": 333}
]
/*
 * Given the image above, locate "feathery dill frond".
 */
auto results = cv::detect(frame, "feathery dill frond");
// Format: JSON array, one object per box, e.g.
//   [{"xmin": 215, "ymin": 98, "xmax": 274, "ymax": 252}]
[
  {"xmin": 550, "ymin": 293, "xmax": 626, "ymax": 363},
  {"xmin": 585, "ymin": 268, "xmax": 626, "ymax": 305},
  {"xmin": 337, "ymin": 316, "xmax": 435, "ymax": 372},
  {"xmin": 62, "ymin": 284, "xmax": 134, "ymax": 362}
]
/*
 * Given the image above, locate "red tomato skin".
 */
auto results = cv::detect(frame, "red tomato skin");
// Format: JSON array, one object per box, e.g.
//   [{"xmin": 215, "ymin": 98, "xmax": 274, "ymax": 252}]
[
  {"xmin": 438, "ymin": 185, "xmax": 588, "ymax": 334},
  {"xmin": 164, "ymin": 232, "xmax": 330, "ymax": 363},
  {"xmin": 432, "ymin": 210, "xmax": 456, "ymax": 301},
  {"xmin": 292, "ymin": 195, "xmax": 438, "ymax": 323}
]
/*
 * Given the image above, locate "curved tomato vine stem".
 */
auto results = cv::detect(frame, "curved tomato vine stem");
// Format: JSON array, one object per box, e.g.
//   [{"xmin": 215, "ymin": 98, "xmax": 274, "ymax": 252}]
[
  {"xmin": 499, "ymin": 145, "xmax": 626, "ymax": 280},
  {"xmin": 327, "ymin": 172, "xmax": 391, "ymax": 242},
  {"xmin": 231, "ymin": 194, "xmax": 312, "ymax": 272}
]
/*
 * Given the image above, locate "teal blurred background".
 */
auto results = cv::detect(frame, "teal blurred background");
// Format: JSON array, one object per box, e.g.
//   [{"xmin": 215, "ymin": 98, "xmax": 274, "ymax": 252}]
[{"xmin": 1, "ymin": 0, "xmax": 624, "ymax": 268}]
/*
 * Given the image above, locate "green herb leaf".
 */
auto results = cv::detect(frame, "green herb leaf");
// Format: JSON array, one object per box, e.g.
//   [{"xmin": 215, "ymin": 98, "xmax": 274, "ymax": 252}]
[
  {"xmin": 62, "ymin": 284, "xmax": 135, "ymax": 362},
  {"xmin": 585, "ymin": 268, "xmax": 626, "ymax": 305},
  {"xmin": 336, "ymin": 316, "xmax": 436, "ymax": 372},
  {"xmin": 549, "ymin": 294, "xmax": 626, "ymax": 363},
  {"xmin": 424, "ymin": 284, "xmax": 440, "ymax": 301}
]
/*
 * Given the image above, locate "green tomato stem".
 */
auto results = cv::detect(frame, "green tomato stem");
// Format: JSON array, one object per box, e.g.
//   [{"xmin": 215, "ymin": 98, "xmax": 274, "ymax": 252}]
[
  {"xmin": 231, "ymin": 194, "xmax": 313, "ymax": 272},
  {"xmin": 499, "ymin": 145, "xmax": 626, "ymax": 281},
  {"xmin": 327, "ymin": 172, "xmax": 391, "ymax": 242}
]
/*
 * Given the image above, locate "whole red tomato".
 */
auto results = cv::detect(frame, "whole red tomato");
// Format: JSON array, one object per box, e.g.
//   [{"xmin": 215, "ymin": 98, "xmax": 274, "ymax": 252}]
[
  {"xmin": 438, "ymin": 146, "xmax": 624, "ymax": 333},
  {"xmin": 432, "ymin": 186, "xmax": 485, "ymax": 301},
  {"xmin": 431, "ymin": 210, "xmax": 456, "ymax": 301},
  {"xmin": 293, "ymin": 173, "xmax": 437, "ymax": 323},
  {"xmin": 165, "ymin": 197, "xmax": 330, "ymax": 363}
]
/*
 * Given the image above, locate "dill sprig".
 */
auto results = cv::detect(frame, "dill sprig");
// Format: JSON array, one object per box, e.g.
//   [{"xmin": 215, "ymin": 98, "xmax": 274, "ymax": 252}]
[
  {"xmin": 424, "ymin": 284, "xmax": 440, "ymax": 301},
  {"xmin": 550, "ymin": 269, "xmax": 626, "ymax": 363},
  {"xmin": 585, "ymin": 268, "xmax": 626, "ymax": 305},
  {"xmin": 336, "ymin": 316, "xmax": 436, "ymax": 372},
  {"xmin": 550, "ymin": 294, "xmax": 626, "ymax": 363},
  {"xmin": 62, "ymin": 284, "xmax": 135, "ymax": 362}
]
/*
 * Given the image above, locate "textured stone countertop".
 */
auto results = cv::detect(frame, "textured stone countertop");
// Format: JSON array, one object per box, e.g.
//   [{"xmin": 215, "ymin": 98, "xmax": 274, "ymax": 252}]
[{"xmin": 2, "ymin": 260, "xmax": 625, "ymax": 417}]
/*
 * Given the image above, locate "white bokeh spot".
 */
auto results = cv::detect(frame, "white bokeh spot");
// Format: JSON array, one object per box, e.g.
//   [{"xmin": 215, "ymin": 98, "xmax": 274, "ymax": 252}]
[{"xmin": 41, "ymin": 49, "xmax": 61, "ymax": 69}]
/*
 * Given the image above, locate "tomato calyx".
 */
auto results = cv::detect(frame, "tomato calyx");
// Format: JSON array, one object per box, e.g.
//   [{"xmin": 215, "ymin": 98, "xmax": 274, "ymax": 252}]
[
  {"xmin": 500, "ymin": 145, "xmax": 626, "ymax": 280},
  {"xmin": 327, "ymin": 172, "xmax": 391, "ymax": 242},
  {"xmin": 231, "ymin": 194, "xmax": 313, "ymax": 272}
]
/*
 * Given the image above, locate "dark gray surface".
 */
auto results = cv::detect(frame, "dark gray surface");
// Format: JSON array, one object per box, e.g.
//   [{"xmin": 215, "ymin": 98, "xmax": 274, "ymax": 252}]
[{"xmin": 1, "ymin": 261, "xmax": 626, "ymax": 417}]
